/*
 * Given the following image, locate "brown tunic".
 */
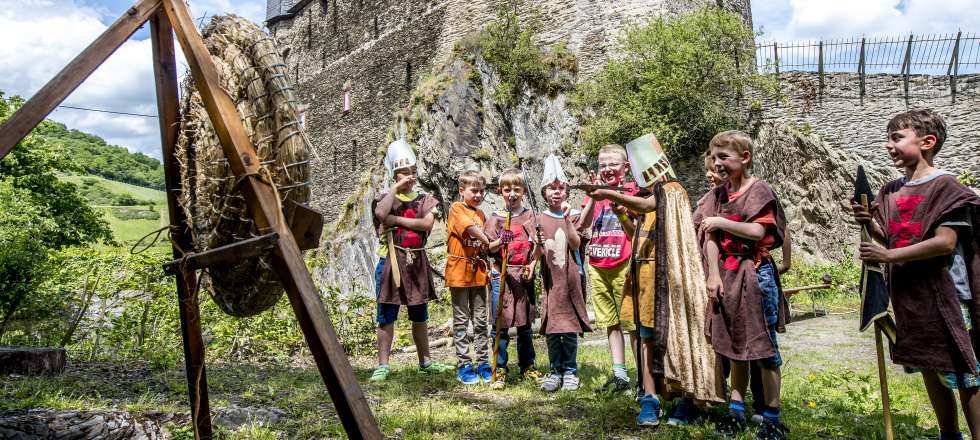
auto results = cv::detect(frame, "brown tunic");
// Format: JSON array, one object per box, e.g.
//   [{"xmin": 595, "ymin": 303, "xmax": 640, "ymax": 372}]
[
  {"xmin": 373, "ymin": 192, "xmax": 439, "ymax": 306},
  {"xmin": 696, "ymin": 179, "xmax": 789, "ymax": 361},
  {"xmin": 537, "ymin": 211, "xmax": 592, "ymax": 335},
  {"xmin": 485, "ymin": 209, "xmax": 536, "ymax": 328},
  {"xmin": 874, "ymin": 174, "xmax": 980, "ymax": 372}
]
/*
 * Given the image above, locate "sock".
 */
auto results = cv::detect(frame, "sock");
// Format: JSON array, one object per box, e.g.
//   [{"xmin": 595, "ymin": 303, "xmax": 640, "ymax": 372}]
[
  {"xmin": 939, "ymin": 432, "xmax": 964, "ymax": 440},
  {"xmin": 419, "ymin": 360, "xmax": 431, "ymax": 369},
  {"xmin": 728, "ymin": 400, "xmax": 746, "ymax": 418},
  {"xmin": 613, "ymin": 363, "xmax": 628, "ymax": 380},
  {"xmin": 762, "ymin": 407, "xmax": 780, "ymax": 424},
  {"xmin": 378, "ymin": 363, "xmax": 389, "ymax": 370}
]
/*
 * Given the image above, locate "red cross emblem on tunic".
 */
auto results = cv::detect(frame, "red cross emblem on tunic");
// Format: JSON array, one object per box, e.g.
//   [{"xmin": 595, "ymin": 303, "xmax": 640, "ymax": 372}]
[{"xmin": 888, "ymin": 195, "xmax": 924, "ymax": 248}]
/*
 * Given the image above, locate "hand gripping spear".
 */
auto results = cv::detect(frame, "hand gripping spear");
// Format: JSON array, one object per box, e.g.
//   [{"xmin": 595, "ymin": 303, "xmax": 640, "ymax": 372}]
[{"xmin": 854, "ymin": 165, "xmax": 894, "ymax": 440}]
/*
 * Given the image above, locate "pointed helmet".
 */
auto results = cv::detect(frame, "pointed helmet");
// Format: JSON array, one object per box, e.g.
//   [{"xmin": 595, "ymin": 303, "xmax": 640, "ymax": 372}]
[
  {"xmin": 626, "ymin": 133, "xmax": 675, "ymax": 188},
  {"xmin": 539, "ymin": 154, "xmax": 568, "ymax": 189},
  {"xmin": 383, "ymin": 138, "xmax": 417, "ymax": 181}
]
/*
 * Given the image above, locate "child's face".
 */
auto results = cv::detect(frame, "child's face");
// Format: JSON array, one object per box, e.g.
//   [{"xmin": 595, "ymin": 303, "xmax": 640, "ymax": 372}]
[
  {"xmin": 393, "ymin": 166, "xmax": 417, "ymax": 192},
  {"xmin": 459, "ymin": 183, "xmax": 486, "ymax": 208},
  {"xmin": 704, "ymin": 156, "xmax": 723, "ymax": 187},
  {"xmin": 542, "ymin": 181, "xmax": 568, "ymax": 210},
  {"xmin": 886, "ymin": 128, "xmax": 933, "ymax": 169},
  {"xmin": 498, "ymin": 183, "xmax": 525, "ymax": 210},
  {"xmin": 597, "ymin": 152, "xmax": 628, "ymax": 186},
  {"xmin": 709, "ymin": 145, "xmax": 750, "ymax": 183}
]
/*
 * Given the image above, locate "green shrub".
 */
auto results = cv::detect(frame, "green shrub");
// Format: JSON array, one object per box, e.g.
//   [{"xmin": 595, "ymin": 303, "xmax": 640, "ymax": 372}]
[{"xmin": 574, "ymin": 6, "xmax": 780, "ymax": 158}]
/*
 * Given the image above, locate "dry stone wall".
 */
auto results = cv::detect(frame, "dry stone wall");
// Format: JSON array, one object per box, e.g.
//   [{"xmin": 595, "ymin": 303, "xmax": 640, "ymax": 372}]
[{"xmin": 267, "ymin": 0, "xmax": 751, "ymax": 220}]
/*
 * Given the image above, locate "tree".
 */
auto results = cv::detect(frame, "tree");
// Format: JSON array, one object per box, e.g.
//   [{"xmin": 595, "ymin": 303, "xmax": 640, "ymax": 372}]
[
  {"xmin": 574, "ymin": 7, "xmax": 779, "ymax": 158},
  {"xmin": 0, "ymin": 92, "xmax": 113, "ymax": 339}
]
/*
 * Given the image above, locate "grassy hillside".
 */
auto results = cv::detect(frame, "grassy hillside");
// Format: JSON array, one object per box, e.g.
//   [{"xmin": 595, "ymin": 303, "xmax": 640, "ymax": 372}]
[{"xmin": 62, "ymin": 174, "xmax": 169, "ymax": 246}]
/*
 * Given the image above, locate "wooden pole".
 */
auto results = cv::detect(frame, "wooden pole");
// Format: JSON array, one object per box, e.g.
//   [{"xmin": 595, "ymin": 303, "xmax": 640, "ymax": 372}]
[
  {"xmin": 0, "ymin": 0, "xmax": 161, "ymax": 160},
  {"xmin": 490, "ymin": 207, "xmax": 513, "ymax": 382},
  {"xmin": 875, "ymin": 322, "xmax": 895, "ymax": 440},
  {"xmin": 160, "ymin": 0, "xmax": 381, "ymax": 437},
  {"xmin": 149, "ymin": 10, "xmax": 214, "ymax": 439},
  {"xmin": 902, "ymin": 35, "xmax": 913, "ymax": 106}
]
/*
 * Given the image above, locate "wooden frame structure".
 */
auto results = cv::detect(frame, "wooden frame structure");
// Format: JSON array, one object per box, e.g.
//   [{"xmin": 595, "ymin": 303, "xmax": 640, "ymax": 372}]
[{"xmin": 0, "ymin": 1, "xmax": 381, "ymax": 438}]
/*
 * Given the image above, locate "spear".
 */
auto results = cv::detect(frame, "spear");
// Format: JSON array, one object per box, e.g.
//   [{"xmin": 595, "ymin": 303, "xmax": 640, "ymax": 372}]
[
  {"xmin": 854, "ymin": 165, "xmax": 894, "ymax": 440},
  {"xmin": 489, "ymin": 203, "xmax": 512, "ymax": 383}
]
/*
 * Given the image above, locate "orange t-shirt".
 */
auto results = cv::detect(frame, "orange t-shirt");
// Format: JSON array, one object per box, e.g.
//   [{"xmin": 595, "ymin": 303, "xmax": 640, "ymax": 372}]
[{"xmin": 445, "ymin": 202, "xmax": 488, "ymax": 287}]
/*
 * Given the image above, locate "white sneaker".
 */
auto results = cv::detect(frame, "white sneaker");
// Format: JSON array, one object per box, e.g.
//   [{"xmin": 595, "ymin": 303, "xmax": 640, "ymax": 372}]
[
  {"xmin": 539, "ymin": 373, "xmax": 562, "ymax": 392},
  {"xmin": 561, "ymin": 373, "xmax": 580, "ymax": 391}
]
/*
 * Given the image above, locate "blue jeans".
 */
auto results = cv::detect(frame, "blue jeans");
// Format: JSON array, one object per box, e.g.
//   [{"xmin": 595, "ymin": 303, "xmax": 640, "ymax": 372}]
[
  {"xmin": 374, "ymin": 257, "xmax": 428, "ymax": 326},
  {"xmin": 756, "ymin": 260, "xmax": 782, "ymax": 368},
  {"xmin": 546, "ymin": 333, "xmax": 578, "ymax": 375}
]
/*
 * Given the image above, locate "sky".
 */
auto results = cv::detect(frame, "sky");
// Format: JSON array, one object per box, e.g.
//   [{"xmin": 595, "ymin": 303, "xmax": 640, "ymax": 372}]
[{"xmin": 1, "ymin": 0, "xmax": 978, "ymax": 159}]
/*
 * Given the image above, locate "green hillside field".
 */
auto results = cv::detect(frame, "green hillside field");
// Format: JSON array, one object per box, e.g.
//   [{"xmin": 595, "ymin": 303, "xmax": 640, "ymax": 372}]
[{"xmin": 61, "ymin": 174, "xmax": 169, "ymax": 247}]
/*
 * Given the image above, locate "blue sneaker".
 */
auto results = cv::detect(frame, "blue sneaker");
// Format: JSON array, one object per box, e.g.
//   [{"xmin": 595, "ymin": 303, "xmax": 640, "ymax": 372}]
[
  {"xmin": 457, "ymin": 364, "xmax": 479, "ymax": 385},
  {"xmin": 667, "ymin": 399, "xmax": 699, "ymax": 426},
  {"xmin": 476, "ymin": 363, "xmax": 493, "ymax": 383},
  {"xmin": 637, "ymin": 394, "xmax": 662, "ymax": 427}
]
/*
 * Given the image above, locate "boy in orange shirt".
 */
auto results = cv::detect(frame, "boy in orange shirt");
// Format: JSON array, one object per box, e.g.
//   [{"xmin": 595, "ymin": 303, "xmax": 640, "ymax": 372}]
[{"xmin": 445, "ymin": 170, "xmax": 498, "ymax": 384}]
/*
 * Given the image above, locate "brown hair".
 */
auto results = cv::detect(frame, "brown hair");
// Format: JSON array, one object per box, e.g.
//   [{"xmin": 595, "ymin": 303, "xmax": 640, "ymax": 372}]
[
  {"xmin": 887, "ymin": 109, "xmax": 948, "ymax": 154},
  {"xmin": 497, "ymin": 168, "xmax": 524, "ymax": 188},
  {"xmin": 597, "ymin": 144, "xmax": 628, "ymax": 161},
  {"xmin": 458, "ymin": 170, "xmax": 486, "ymax": 188},
  {"xmin": 703, "ymin": 150, "xmax": 713, "ymax": 171},
  {"xmin": 709, "ymin": 130, "xmax": 753, "ymax": 168}
]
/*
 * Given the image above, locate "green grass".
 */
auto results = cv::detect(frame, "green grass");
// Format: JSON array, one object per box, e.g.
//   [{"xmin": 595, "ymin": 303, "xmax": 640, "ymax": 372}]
[
  {"xmin": 60, "ymin": 174, "xmax": 168, "ymax": 246},
  {"xmin": 0, "ymin": 315, "xmax": 963, "ymax": 439}
]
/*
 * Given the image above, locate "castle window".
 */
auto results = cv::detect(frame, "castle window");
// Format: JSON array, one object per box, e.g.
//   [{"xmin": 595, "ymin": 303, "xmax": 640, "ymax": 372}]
[{"xmin": 343, "ymin": 86, "xmax": 351, "ymax": 113}]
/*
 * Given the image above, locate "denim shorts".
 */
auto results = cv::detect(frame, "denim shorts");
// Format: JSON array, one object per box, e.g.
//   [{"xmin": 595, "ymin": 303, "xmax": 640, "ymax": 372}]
[
  {"xmin": 374, "ymin": 257, "xmax": 428, "ymax": 326},
  {"xmin": 757, "ymin": 260, "xmax": 783, "ymax": 368}
]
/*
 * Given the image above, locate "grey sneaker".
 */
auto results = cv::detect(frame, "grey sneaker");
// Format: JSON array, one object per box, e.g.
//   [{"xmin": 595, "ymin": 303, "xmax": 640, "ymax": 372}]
[
  {"xmin": 539, "ymin": 373, "xmax": 562, "ymax": 392},
  {"xmin": 561, "ymin": 373, "xmax": 580, "ymax": 391}
]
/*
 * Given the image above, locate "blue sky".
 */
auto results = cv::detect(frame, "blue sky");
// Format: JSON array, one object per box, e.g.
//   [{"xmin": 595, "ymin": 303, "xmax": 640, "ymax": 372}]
[{"xmin": 1, "ymin": 0, "xmax": 978, "ymax": 159}]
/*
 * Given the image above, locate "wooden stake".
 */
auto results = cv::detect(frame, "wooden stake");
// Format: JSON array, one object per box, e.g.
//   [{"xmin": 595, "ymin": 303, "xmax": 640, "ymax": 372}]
[
  {"xmin": 875, "ymin": 322, "xmax": 895, "ymax": 440},
  {"xmin": 160, "ymin": 1, "xmax": 381, "ymax": 437},
  {"xmin": 490, "ymin": 207, "xmax": 513, "ymax": 382},
  {"xmin": 150, "ymin": 10, "xmax": 214, "ymax": 439}
]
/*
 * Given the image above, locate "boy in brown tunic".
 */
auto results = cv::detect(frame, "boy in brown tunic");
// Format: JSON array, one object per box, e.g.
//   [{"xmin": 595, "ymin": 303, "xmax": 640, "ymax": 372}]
[
  {"xmin": 852, "ymin": 109, "xmax": 980, "ymax": 440},
  {"xmin": 484, "ymin": 169, "xmax": 538, "ymax": 388},
  {"xmin": 536, "ymin": 155, "xmax": 592, "ymax": 392},
  {"xmin": 698, "ymin": 131, "xmax": 790, "ymax": 439},
  {"xmin": 370, "ymin": 139, "xmax": 453, "ymax": 382}
]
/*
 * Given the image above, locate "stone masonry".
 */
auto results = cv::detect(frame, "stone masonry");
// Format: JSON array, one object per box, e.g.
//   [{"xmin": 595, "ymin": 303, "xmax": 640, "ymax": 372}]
[{"xmin": 266, "ymin": 0, "xmax": 751, "ymax": 220}]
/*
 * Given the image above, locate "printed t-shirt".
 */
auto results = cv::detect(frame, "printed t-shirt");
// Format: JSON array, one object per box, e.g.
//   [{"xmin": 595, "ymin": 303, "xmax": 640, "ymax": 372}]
[
  {"xmin": 584, "ymin": 181, "xmax": 639, "ymax": 269},
  {"xmin": 445, "ymin": 201, "xmax": 488, "ymax": 287},
  {"xmin": 376, "ymin": 191, "xmax": 438, "ymax": 256}
]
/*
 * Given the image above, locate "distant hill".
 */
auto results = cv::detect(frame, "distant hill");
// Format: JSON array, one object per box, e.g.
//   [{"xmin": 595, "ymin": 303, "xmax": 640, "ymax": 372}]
[{"xmin": 37, "ymin": 121, "xmax": 164, "ymax": 190}]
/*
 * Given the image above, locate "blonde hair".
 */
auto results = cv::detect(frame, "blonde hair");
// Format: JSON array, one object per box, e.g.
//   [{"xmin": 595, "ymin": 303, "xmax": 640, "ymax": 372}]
[
  {"xmin": 458, "ymin": 170, "xmax": 486, "ymax": 188},
  {"xmin": 709, "ymin": 130, "xmax": 753, "ymax": 168},
  {"xmin": 497, "ymin": 168, "xmax": 524, "ymax": 188},
  {"xmin": 597, "ymin": 144, "xmax": 628, "ymax": 161}
]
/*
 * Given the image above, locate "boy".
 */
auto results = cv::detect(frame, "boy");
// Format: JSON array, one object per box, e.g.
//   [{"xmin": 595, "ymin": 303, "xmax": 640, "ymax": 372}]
[
  {"xmin": 698, "ymin": 130, "xmax": 790, "ymax": 439},
  {"xmin": 485, "ymin": 169, "xmax": 538, "ymax": 388},
  {"xmin": 445, "ymin": 170, "xmax": 495, "ymax": 385},
  {"xmin": 587, "ymin": 134, "xmax": 723, "ymax": 427},
  {"xmin": 370, "ymin": 139, "xmax": 454, "ymax": 381},
  {"xmin": 536, "ymin": 154, "xmax": 592, "ymax": 392},
  {"xmin": 576, "ymin": 144, "xmax": 640, "ymax": 395},
  {"xmin": 852, "ymin": 109, "xmax": 980, "ymax": 440}
]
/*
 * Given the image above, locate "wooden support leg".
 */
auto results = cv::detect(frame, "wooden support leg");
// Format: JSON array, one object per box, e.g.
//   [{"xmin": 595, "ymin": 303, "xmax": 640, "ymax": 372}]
[
  {"xmin": 875, "ymin": 322, "xmax": 894, "ymax": 440},
  {"xmin": 150, "ymin": 11, "xmax": 213, "ymax": 439}
]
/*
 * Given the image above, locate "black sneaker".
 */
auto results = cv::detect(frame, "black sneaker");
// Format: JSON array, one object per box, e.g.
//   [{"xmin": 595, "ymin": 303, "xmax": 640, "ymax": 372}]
[
  {"xmin": 755, "ymin": 419, "xmax": 789, "ymax": 440},
  {"xmin": 595, "ymin": 376, "xmax": 631, "ymax": 395},
  {"xmin": 715, "ymin": 411, "xmax": 747, "ymax": 437}
]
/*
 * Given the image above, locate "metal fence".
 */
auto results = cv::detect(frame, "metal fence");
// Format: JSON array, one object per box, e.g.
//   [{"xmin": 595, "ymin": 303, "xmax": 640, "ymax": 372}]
[{"xmin": 755, "ymin": 32, "xmax": 980, "ymax": 100}]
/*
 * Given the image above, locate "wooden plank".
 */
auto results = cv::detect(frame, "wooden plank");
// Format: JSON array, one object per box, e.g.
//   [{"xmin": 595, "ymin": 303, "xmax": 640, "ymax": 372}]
[
  {"xmin": 287, "ymin": 202, "xmax": 324, "ymax": 251},
  {"xmin": 162, "ymin": 233, "xmax": 280, "ymax": 275},
  {"xmin": 150, "ymin": 10, "xmax": 214, "ymax": 440},
  {"xmin": 0, "ymin": 0, "xmax": 161, "ymax": 161},
  {"xmin": 160, "ymin": 1, "xmax": 382, "ymax": 437}
]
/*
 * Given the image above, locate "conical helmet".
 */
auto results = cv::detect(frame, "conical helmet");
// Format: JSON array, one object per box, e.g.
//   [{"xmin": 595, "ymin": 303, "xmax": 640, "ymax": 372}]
[
  {"xmin": 383, "ymin": 138, "xmax": 417, "ymax": 182},
  {"xmin": 626, "ymin": 133, "xmax": 675, "ymax": 188},
  {"xmin": 539, "ymin": 154, "xmax": 568, "ymax": 189}
]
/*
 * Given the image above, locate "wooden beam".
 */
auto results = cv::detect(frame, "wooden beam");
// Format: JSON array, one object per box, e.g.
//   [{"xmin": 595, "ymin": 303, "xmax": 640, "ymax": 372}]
[
  {"xmin": 0, "ymin": 0, "xmax": 161, "ymax": 161},
  {"xmin": 150, "ymin": 10, "xmax": 214, "ymax": 440},
  {"xmin": 287, "ymin": 202, "xmax": 324, "ymax": 251},
  {"xmin": 162, "ymin": 233, "xmax": 279, "ymax": 275},
  {"xmin": 859, "ymin": 37, "xmax": 866, "ymax": 100},
  {"xmin": 160, "ymin": 1, "xmax": 382, "ymax": 437}
]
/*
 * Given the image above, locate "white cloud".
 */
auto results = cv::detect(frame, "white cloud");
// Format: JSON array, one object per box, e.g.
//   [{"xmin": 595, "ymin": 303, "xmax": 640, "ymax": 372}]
[
  {"xmin": 757, "ymin": 0, "xmax": 980, "ymax": 42},
  {"xmin": 0, "ymin": 0, "xmax": 265, "ymax": 159}
]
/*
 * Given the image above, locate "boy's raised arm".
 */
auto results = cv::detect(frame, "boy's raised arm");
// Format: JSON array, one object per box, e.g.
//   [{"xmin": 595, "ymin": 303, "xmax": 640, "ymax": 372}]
[
  {"xmin": 374, "ymin": 190, "xmax": 396, "ymax": 223},
  {"xmin": 385, "ymin": 211, "xmax": 436, "ymax": 232},
  {"xmin": 588, "ymin": 189, "xmax": 657, "ymax": 214}
]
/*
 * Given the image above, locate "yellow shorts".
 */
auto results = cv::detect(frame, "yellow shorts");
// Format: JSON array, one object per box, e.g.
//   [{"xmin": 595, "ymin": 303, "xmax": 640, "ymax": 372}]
[{"xmin": 587, "ymin": 262, "xmax": 634, "ymax": 331}]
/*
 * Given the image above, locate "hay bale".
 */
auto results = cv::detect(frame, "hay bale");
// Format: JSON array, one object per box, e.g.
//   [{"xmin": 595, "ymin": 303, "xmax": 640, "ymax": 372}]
[{"xmin": 176, "ymin": 15, "xmax": 311, "ymax": 317}]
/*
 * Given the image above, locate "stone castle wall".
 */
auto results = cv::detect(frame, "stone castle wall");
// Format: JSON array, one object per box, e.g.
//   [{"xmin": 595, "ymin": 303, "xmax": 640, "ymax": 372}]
[
  {"xmin": 267, "ymin": 0, "xmax": 751, "ymax": 220},
  {"xmin": 759, "ymin": 71, "xmax": 980, "ymax": 181}
]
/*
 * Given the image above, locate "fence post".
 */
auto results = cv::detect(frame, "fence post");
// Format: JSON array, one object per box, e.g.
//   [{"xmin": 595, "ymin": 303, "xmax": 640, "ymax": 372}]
[
  {"xmin": 773, "ymin": 42, "xmax": 779, "ymax": 74},
  {"xmin": 818, "ymin": 40, "xmax": 824, "ymax": 100},
  {"xmin": 902, "ymin": 34, "xmax": 913, "ymax": 105},
  {"xmin": 351, "ymin": 139, "xmax": 357, "ymax": 172},
  {"xmin": 858, "ymin": 37, "xmax": 866, "ymax": 100},
  {"xmin": 948, "ymin": 31, "xmax": 962, "ymax": 103}
]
